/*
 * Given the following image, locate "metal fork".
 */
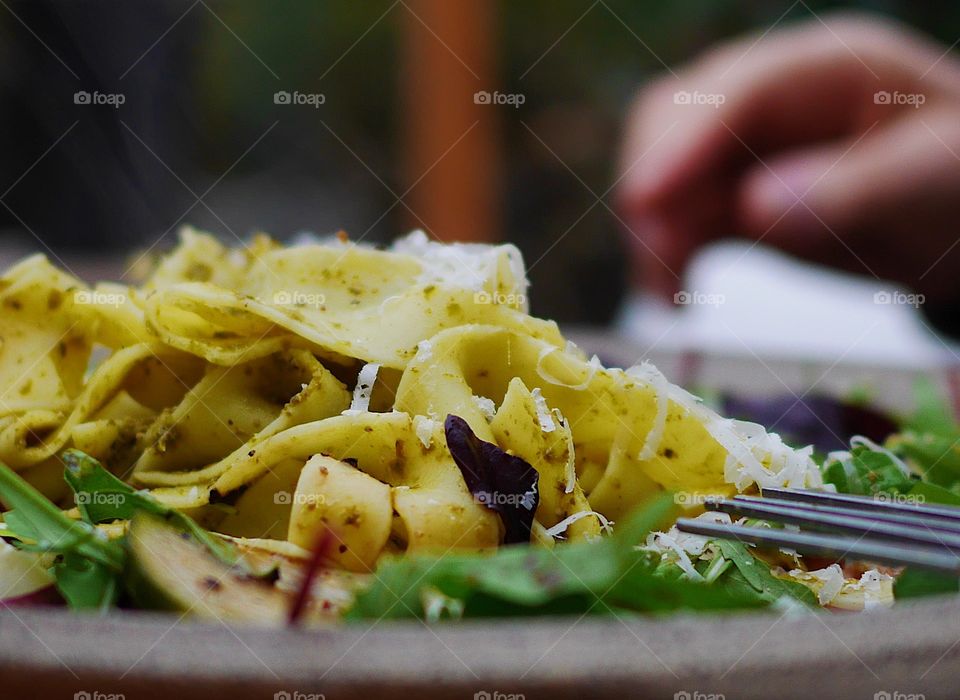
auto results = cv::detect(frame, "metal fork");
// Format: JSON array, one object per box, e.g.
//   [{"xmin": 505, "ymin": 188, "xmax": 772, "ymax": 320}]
[{"xmin": 675, "ymin": 488, "xmax": 960, "ymax": 574}]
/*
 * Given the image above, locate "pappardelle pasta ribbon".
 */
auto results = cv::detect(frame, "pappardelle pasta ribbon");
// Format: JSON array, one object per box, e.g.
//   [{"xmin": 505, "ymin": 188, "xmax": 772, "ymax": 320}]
[{"xmin": 0, "ymin": 227, "xmax": 822, "ymax": 572}]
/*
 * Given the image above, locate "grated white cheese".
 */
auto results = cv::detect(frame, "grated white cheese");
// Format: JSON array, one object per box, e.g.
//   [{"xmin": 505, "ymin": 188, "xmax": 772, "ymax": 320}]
[
  {"xmin": 413, "ymin": 415, "xmax": 437, "ymax": 448},
  {"xmin": 640, "ymin": 511, "xmax": 739, "ymax": 581},
  {"xmin": 390, "ymin": 230, "xmax": 530, "ymax": 310},
  {"xmin": 530, "ymin": 388, "xmax": 556, "ymax": 433},
  {"xmin": 648, "ymin": 532, "xmax": 704, "ymax": 581},
  {"xmin": 627, "ymin": 362, "xmax": 669, "ymax": 461},
  {"xmin": 543, "ymin": 510, "xmax": 613, "ymax": 540},
  {"xmin": 643, "ymin": 511, "xmax": 733, "ymax": 560},
  {"xmin": 789, "ymin": 564, "xmax": 845, "ymax": 606},
  {"xmin": 663, "ymin": 380, "xmax": 821, "ymax": 491},
  {"xmin": 554, "ymin": 408, "xmax": 576, "ymax": 493},
  {"xmin": 563, "ymin": 339, "xmax": 588, "ymax": 362},
  {"xmin": 473, "ymin": 395, "xmax": 497, "ymax": 422},
  {"xmin": 620, "ymin": 360, "xmax": 821, "ymax": 491},
  {"xmin": 344, "ymin": 362, "xmax": 380, "ymax": 414},
  {"xmin": 856, "ymin": 569, "xmax": 895, "ymax": 611},
  {"xmin": 535, "ymin": 346, "xmax": 600, "ymax": 392},
  {"xmin": 796, "ymin": 567, "xmax": 895, "ymax": 611},
  {"xmin": 414, "ymin": 340, "xmax": 433, "ymax": 362}
]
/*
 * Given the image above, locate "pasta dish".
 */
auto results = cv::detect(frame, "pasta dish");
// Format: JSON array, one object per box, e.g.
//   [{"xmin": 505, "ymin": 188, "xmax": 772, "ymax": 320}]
[{"xmin": 0, "ymin": 228, "xmax": 952, "ymax": 623}]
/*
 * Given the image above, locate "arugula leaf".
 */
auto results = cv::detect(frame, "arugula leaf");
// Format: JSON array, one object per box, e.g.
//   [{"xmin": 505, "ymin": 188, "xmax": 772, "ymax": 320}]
[
  {"xmin": 885, "ymin": 379, "xmax": 960, "ymax": 488},
  {"xmin": 0, "ymin": 461, "xmax": 125, "ymax": 610},
  {"xmin": 894, "ymin": 566, "xmax": 960, "ymax": 600},
  {"xmin": 603, "ymin": 553, "xmax": 767, "ymax": 614},
  {"xmin": 61, "ymin": 449, "xmax": 236, "ymax": 565},
  {"xmin": 889, "ymin": 432, "xmax": 960, "ymax": 489},
  {"xmin": 890, "ymin": 479, "xmax": 960, "ymax": 599},
  {"xmin": 905, "ymin": 377, "xmax": 958, "ymax": 436},
  {"xmin": 821, "ymin": 445, "xmax": 913, "ymax": 496},
  {"xmin": 53, "ymin": 552, "xmax": 120, "ymax": 611},
  {"xmin": 0, "ymin": 451, "xmax": 239, "ymax": 612},
  {"xmin": 713, "ymin": 539, "xmax": 817, "ymax": 606},
  {"xmin": 346, "ymin": 494, "xmax": 764, "ymax": 620},
  {"xmin": 907, "ymin": 481, "xmax": 960, "ymax": 507},
  {"xmin": 0, "ymin": 463, "xmax": 123, "ymax": 571}
]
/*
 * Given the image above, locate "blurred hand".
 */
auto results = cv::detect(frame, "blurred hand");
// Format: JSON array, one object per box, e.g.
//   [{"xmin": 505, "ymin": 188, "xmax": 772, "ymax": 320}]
[{"xmin": 617, "ymin": 13, "xmax": 960, "ymax": 303}]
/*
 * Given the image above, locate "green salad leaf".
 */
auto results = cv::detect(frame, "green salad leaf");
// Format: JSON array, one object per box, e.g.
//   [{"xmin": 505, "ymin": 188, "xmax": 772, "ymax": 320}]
[
  {"xmin": 346, "ymin": 494, "xmax": 769, "ymax": 620},
  {"xmin": 886, "ymin": 378, "xmax": 960, "ymax": 490},
  {"xmin": 0, "ymin": 462, "xmax": 123, "ymax": 570},
  {"xmin": 54, "ymin": 551, "xmax": 122, "ymax": 611},
  {"xmin": 0, "ymin": 451, "xmax": 234, "ymax": 611},
  {"xmin": 61, "ymin": 449, "xmax": 236, "ymax": 565},
  {"xmin": 0, "ymin": 461, "xmax": 124, "ymax": 609},
  {"xmin": 904, "ymin": 377, "xmax": 957, "ymax": 436},
  {"xmin": 713, "ymin": 539, "xmax": 817, "ymax": 606},
  {"xmin": 821, "ymin": 443, "xmax": 913, "ymax": 495}
]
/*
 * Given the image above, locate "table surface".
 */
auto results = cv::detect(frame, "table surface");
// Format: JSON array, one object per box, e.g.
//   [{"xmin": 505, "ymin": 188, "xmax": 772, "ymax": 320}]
[{"xmin": 1, "ymin": 592, "xmax": 958, "ymax": 699}]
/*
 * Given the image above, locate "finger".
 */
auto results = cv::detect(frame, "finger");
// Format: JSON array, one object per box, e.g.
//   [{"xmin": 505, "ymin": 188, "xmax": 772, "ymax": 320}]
[
  {"xmin": 738, "ymin": 108, "xmax": 960, "ymax": 258},
  {"xmin": 622, "ymin": 175, "xmax": 739, "ymax": 298}
]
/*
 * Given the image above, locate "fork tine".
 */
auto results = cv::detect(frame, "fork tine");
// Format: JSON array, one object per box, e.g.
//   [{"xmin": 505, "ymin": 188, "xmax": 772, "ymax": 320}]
[
  {"xmin": 675, "ymin": 518, "xmax": 960, "ymax": 574},
  {"xmin": 730, "ymin": 494, "xmax": 960, "ymax": 535},
  {"xmin": 706, "ymin": 498, "xmax": 960, "ymax": 551},
  {"xmin": 761, "ymin": 487, "xmax": 960, "ymax": 523}
]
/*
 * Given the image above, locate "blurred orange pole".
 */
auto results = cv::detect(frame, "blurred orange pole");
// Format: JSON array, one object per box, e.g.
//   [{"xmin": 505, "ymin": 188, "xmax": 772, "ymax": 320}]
[{"xmin": 399, "ymin": 0, "xmax": 501, "ymax": 243}]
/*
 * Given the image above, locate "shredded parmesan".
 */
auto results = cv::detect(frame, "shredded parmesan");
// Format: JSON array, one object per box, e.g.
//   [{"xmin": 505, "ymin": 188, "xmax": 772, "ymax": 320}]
[
  {"xmin": 390, "ymin": 230, "xmax": 529, "ymax": 310},
  {"xmin": 563, "ymin": 339, "xmax": 587, "ymax": 361},
  {"xmin": 651, "ymin": 378, "xmax": 822, "ymax": 491},
  {"xmin": 650, "ymin": 532, "xmax": 703, "ymax": 581},
  {"xmin": 535, "ymin": 345, "xmax": 599, "ymax": 391},
  {"xmin": 643, "ymin": 511, "xmax": 732, "ymax": 560},
  {"xmin": 530, "ymin": 388, "xmax": 556, "ymax": 432},
  {"xmin": 543, "ymin": 510, "xmax": 613, "ymax": 539},
  {"xmin": 472, "ymin": 395, "xmax": 496, "ymax": 422},
  {"xmin": 627, "ymin": 362, "xmax": 669, "ymax": 461},
  {"xmin": 344, "ymin": 362, "xmax": 380, "ymax": 414},
  {"xmin": 413, "ymin": 415, "xmax": 437, "ymax": 448},
  {"xmin": 856, "ymin": 569, "xmax": 895, "ymax": 611},
  {"xmin": 789, "ymin": 564, "xmax": 845, "ymax": 606},
  {"xmin": 414, "ymin": 340, "xmax": 433, "ymax": 362},
  {"xmin": 554, "ymin": 408, "xmax": 576, "ymax": 493}
]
